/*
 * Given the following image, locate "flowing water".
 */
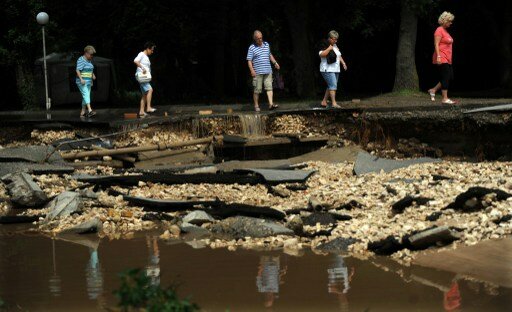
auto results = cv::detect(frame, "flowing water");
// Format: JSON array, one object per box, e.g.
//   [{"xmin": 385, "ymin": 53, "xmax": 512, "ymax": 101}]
[
  {"xmin": 0, "ymin": 230, "xmax": 510, "ymax": 311},
  {"xmin": 238, "ymin": 114, "xmax": 267, "ymax": 137}
]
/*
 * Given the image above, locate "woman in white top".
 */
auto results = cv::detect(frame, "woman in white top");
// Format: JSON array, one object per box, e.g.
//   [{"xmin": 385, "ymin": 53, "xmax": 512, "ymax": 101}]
[
  {"xmin": 319, "ymin": 30, "xmax": 347, "ymax": 108},
  {"xmin": 134, "ymin": 41, "xmax": 156, "ymax": 117}
]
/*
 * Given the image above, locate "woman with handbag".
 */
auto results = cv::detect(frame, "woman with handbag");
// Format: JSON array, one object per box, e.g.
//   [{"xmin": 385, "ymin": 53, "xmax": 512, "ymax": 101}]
[
  {"xmin": 76, "ymin": 45, "xmax": 97, "ymax": 118},
  {"xmin": 134, "ymin": 42, "xmax": 156, "ymax": 117},
  {"xmin": 319, "ymin": 30, "xmax": 347, "ymax": 108}
]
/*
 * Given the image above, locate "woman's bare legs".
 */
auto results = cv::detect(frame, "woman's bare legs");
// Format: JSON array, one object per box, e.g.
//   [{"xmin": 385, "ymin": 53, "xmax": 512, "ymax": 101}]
[
  {"xmin": 145, "ymin": 88, "xmax": 153, "ymax": 111},
  {"xmin": 329, "ymin": 90, "xmax": 339, "ymax": 107},
  {"xmin": 321, "ymin": 89, "xmax": 329, "ymax": 107},
  {"xmin": 139, "ymin": 94, "xmax": 147, "ymax": 115}
]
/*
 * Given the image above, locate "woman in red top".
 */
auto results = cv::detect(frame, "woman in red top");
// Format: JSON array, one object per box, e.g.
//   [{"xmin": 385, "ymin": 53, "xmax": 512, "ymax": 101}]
[{"xmin": 428, "ymin": 12, "xmax": 456, "ymax": 104}]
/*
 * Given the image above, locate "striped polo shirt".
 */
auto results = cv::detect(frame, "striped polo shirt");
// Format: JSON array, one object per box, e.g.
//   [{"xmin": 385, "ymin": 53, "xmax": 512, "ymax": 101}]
[
  {"xmin": 247, "ymin": 42, "xmax": 272, "ymax": 75},
  {"xmin": 76, "ymin": 56, "xmax": 94, "ymax": 84}
]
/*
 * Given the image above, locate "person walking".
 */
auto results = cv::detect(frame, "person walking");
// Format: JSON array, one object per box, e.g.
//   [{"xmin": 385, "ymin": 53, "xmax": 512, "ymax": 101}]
[
  {"xmin": 76, "ymin": 45, "xmax": 97, "ymax": 118},
  {"xmin": 134, "ymin": 42, "xmax": 156, "ymax": 117},
  {"xmin": 319, "ymin": 30, "xmax": 348, "ymax": 108},
  {"xmin": 428, "ymin": 12, "xmax": 456, "ymax": 104},
  {"xmin": 247, "ymin": 30, "xmax": 280, "ymax": 112}
]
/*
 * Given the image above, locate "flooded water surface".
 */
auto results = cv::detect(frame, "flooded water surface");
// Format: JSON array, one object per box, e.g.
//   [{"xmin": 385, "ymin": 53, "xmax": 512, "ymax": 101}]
[{"xmin": 1, "ymin": 232, "xmax": 511, "ymax": 311}]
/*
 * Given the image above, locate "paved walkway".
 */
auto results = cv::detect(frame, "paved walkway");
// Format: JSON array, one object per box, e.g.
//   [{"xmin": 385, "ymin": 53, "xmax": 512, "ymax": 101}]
[{"xmin": 0, "ymin": 96, "xmax": 510, "ymax": 128}]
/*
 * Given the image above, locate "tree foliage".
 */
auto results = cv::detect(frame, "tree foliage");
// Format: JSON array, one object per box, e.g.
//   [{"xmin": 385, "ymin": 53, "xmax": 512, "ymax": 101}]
[
  {"xmin": 114, "ymin": 268, "xmax": 199, "ymax": 312},
  {"xmin": 0, "ymin": 0, "xmax": 509, "ymax": 109}
]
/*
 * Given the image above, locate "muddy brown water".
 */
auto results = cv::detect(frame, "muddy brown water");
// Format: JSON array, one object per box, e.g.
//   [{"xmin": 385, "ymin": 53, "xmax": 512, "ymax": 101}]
[{"xmin": 0, "ymin": 229, "xmax": 511, "ymax": 311}]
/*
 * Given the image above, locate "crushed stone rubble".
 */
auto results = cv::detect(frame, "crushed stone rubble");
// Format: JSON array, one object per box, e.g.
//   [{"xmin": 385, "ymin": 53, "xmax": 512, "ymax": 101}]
[
  {"xmin": 1, "ymin": 119, "xmax": 511, "ymax": 265},
  {"xmin": 1, "ymin": 159, "xmax": 510, "ymax": 265}
]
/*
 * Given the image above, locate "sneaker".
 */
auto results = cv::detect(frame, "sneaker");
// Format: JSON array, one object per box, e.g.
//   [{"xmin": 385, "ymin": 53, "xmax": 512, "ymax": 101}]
[{"xmin": 87, "ymin": 110, "xmax": 96, "ymax": 117}]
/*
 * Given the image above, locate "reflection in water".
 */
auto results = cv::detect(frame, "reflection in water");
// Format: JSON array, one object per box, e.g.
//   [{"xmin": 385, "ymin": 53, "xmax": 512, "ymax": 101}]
[
  {"xmin": 2, "ymin": 234, "xmax": 510, "ymax": 311},
  {"xmin": 327, "ymin": 255, "xmax": 355, "ymax": 312},
  {"xmin": 146, "ymin": 235, "xmax": 161, "ymax": 286},
  {"xmin": 49, "ymin": 239, "xmax": 61, "ymax": 297},
  {"xmin": 256, "ymin": 255, "xmax": 287, "ymax": 308},
  {"xmin": 444, "ymin": 281, "xmax": 462, "ymax": 311},
  {"xmin": 85, "ymin": 247, "xmax": 103, "ymax": 300}
]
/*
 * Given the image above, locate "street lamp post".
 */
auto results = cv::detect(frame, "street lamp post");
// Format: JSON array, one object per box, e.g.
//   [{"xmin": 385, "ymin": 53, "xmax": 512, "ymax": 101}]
[{"xmin": 36, "ymin": 12, "xmax": 51, "ymax": 114}]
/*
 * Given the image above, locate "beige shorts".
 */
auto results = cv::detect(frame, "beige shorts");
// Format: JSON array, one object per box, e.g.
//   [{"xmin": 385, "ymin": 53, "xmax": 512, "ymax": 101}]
[{"xmin": 252, "ymin": 73, "xmax": 273, "ymax": 94}]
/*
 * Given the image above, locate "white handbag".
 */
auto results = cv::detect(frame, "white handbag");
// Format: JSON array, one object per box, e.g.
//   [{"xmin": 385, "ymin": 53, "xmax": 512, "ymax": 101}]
[{"xmin": 136, "ymin": 68, "xmax": 152, "ymax": 83}]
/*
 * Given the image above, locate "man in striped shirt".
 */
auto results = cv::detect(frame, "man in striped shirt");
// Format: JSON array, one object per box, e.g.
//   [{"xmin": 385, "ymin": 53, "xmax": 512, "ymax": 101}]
[{"xmin": 247, "ymin": 30, "xmax": 281, "ymax": 112}]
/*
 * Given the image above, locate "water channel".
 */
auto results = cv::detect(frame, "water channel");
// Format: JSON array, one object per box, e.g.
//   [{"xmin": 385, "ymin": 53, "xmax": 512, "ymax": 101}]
[{"xmin": 1, "ymin": 228, "xmax": 510, "ymax": 311}]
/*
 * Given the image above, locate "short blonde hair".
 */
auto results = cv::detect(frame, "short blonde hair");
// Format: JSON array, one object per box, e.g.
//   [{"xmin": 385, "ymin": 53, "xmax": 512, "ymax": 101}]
[
  {"xmin": 328, "ymin": 30, "xmax": 339, "ymax": 39},
  {"xmin": 438, "ymin": 11, "xmax": 454, "ymax": 26},
  {"xmin": 84, "ymin": 45, "xmax": 96, "ymax": 54}
]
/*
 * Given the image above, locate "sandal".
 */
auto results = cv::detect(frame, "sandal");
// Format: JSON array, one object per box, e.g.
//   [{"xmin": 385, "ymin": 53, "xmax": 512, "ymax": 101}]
[
  {"xmin": 87, "ymin": 110, "xmax": 96, "ymax": 117},
  {"xmin": 332, "ymin": 103, "xmax": 342, "ymax": 108},
  {"xmin": 139, "ymin": 112, "xmax": 148, "ymax": 118},
  {"xmin": 254, "ymin": 106, "xmax": 261, "ymax": 112},
  {"xmin": 269, "ymin": 104, "xmax": 279, "ymax": 110},
  {"xmin": 429, "ymin": 91, "xmax": 436, "ymax": 102},
  {"xmin": 442, "ymin": 99, "xmax": 458, "ymax": 105},
  {"xmin": 147, "ymin": 108, "xmax": 157, "ymax": 113}
]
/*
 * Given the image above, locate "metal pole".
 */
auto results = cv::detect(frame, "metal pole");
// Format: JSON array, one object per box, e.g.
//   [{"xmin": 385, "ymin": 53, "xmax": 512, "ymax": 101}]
[{"xmin": 42, "ymin": 26, "xmax": 50, "ymax": 112}]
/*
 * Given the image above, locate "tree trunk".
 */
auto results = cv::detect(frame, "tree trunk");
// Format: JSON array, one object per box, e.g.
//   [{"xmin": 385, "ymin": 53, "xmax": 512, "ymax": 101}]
[
  {"xmin": 284, "ymin": 0, "xmax": 316, "ymax": 98},
  {"xmin": 393, "ymin": 0, "xmax": 419, "ymax": 92}
]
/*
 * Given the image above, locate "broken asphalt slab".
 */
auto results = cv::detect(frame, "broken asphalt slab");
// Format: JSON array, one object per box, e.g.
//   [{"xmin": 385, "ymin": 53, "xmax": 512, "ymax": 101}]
[
  {"xmin": 445, "ymin": 186, "xmax": 512, "ymax": 212},
  {"xmin": 75, "ymin": 168, "xmax": 316, "ymax": 186},
  {"xmin": 108, "ymin": 189, "xmax": 286, "ymax": 220},
  {"xmin": 234, "ymin": 168, "xmax": 316, "ymax": 184},
  {"xmin": 353, "ymin": 151, "xmax": 440, "ymax": 175},
  {"xmin": 0, "ymin": 145, "xmax": 65, "ymax": 164},
  {"xmin": 0, "ymin": 162, "xmax": 74, "ymax": 178},
  {"xmin": 109, "ymin": 189, "xmax": 217, "ymax": 212},
  {"xmin": 404, "ymin": 226, "xmax": 461, "ymax": 250},
  {"xmin": 44, "ymin": 191, "xmax": 81, "ymax": 222},
  {"xmin": 60, "ymin": 217, "xmax": 102, "ymax": 234},
  {"xmin": 210, "ymin": 216, "xmax": 293, "ymax": 239},
  {"xmin": 315, "ymin": 237, "xmax": 360, "ymax": 253},
  {"xmin": 413, "ymin": 237, "xmax": 512, "ymax": 288},
  {"xmin": 2, "ymin": 172, "xmax": 48, "ymax": 208}
]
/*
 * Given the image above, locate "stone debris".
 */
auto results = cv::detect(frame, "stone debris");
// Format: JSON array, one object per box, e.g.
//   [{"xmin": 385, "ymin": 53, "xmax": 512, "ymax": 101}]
[
  {"xmin": 391, "ymin": 196, "xmax": 432, "ymax": 215},
  {"xmin": 210, "ymin": 216, "xmax": 294, "ymax": 239},
  {"xmin": 180, "ymin": 222, "xmax": 210, "ymax": 237},
  {"xmin": 44, "ymin": 191, "xmax": 81, "ymax": 222},
  {"xmin": 2, "ymin": 173, "xmax": 48, "ymax": 208},
  {"xmin": 315, "ymin": 237, "xmax": 360, "ymax": 253},
  {"xmin": 405, "ymin": 226, "xmax": 461, "ymax": 250},
  {"xmin": 2, "ymin": 123, "xmax": 512, "ymax": 266},
  {"xmin": 60, "ymin": 217, "xmax": 102, "ymax": 234},
  {"xmin": 445, "ymin": 187, "xmax": 512, "ymax": 212},
  {"xmin": 302, "ymin": 212, "xmax": 337, "ymax": 226},
  {"xmin": 182, "ymin": 210, "xmax": 215, "ymax": 225}
]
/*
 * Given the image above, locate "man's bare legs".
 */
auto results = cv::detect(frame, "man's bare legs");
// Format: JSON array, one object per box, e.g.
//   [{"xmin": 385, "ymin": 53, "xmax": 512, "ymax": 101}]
[{"xmin": 266, "ymin": 90, "xmax": 273, "ymax": 107}]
